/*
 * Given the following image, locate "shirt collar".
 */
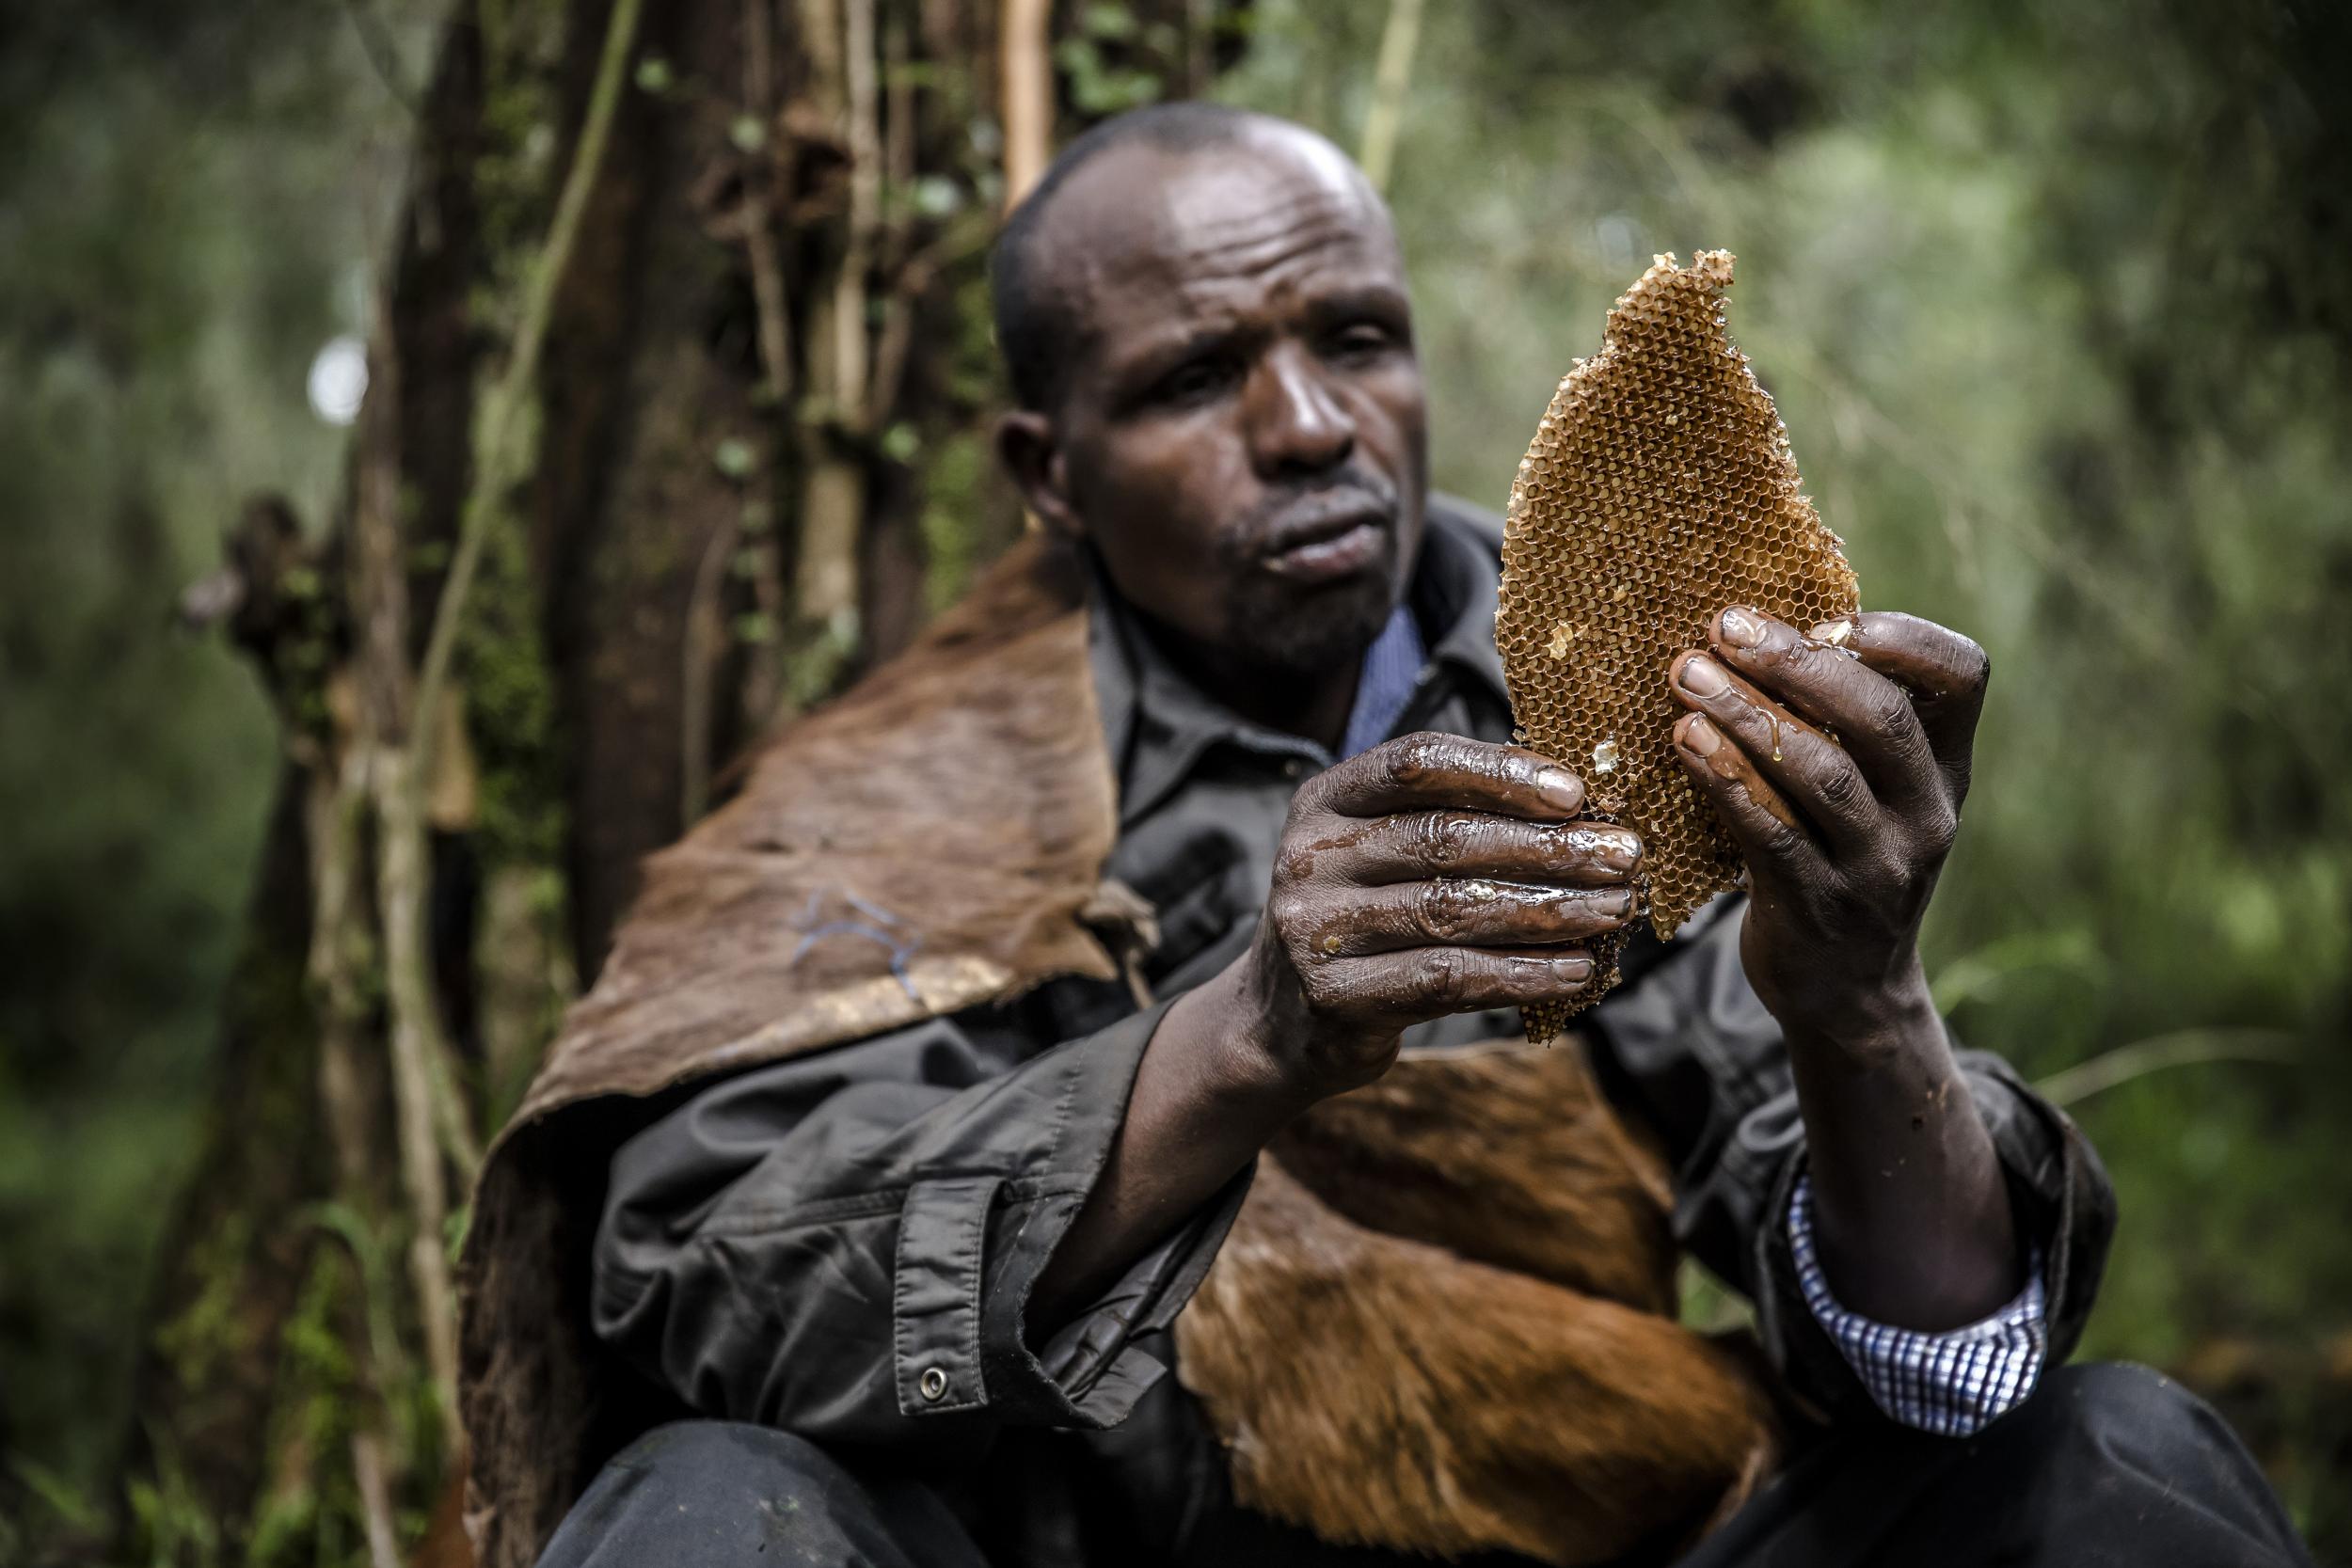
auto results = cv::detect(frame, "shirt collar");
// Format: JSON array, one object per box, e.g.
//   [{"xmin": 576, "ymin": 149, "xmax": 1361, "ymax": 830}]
[
  {"xmin": 1414, "ymin": 497, "xmax": 1511, "ymax": 709},
  {"xmin": 1338, "ymin": 603, "xmax": 1428, "ymax": 761},
  {"xmin": 1089, "ymin": 499, "xmax": 1513, "ymax": 828}
]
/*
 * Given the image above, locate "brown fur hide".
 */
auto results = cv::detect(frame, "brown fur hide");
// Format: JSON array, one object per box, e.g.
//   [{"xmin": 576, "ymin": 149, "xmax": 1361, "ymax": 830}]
[
  {"xmin": 1180, "ymin": 1044, "xmax": 1776, "ymax": 1566},
  {"xmin": 1278, "ymin": 1038, "xmax": 1682, "ymax": 1312},
  {"xmin": 458, "ymin": 536, "xmax": 1776, "ymax": 1568}
]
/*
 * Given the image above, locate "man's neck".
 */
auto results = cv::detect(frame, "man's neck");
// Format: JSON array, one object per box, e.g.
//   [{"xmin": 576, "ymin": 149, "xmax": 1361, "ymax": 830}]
[{"xmin": 1134, "ymin": 614, "xmax": 1365, "ymax": 754}]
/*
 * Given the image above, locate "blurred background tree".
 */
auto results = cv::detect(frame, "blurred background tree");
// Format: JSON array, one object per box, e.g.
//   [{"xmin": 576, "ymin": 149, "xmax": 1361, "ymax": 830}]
[{"xmin": 0, "ymin": 0, "xmax": 2344, "ymax": 1563}]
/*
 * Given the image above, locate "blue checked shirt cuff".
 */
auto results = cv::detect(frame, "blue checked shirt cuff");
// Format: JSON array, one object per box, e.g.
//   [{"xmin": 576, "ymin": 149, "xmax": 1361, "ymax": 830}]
[{"xmin": 1788, "ymin": 1173, "xmax": 2049, "ymax": 1435}]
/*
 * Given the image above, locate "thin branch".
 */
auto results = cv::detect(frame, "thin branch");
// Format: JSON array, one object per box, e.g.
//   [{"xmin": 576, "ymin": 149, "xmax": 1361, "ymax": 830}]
[
  {"xmin": 1359, "ymin": 0, "xmax": 1425, "ymax": 194},
  {"xmin": 1000, "ymin": 0, "xmax": 1052, "ymax": 210},
  {"xmin": 798, "ymin": 0, "xmax": 847, "ymax": 119},
  {"xmin": 727, "ymin": 0, "xmax": 790, "ymax": 733},
  {"xmin": 376, "ymin": 775, "xmax": 473, "ymax": 1434},
  {"xmin": 789, "ymin": 0, "xmax": 879, "ymax": 643},
  {"xmin": 349, "ymin": 309, "xmax": 469, "ymax": 1450},
  {"xmin": 413, "ymin": 0, "xmax": 646, "ymax": 784},
  {"xmin": 341, "ymin": 0, "xmax": 421, "ymax": 117},
  {"xmin": 679, "ymin": 513, "xmax": 736, "ymax": 828},
  {"xmin": 1185, "ymin": 0, "xmax": 1215, "ymax": 96},
  {"xmin": 882, "ymin": 0, "xmax": 916, "ymax": 270},
  {"xmin": 303, "ymin": 1204, "xmax": 410, "ymax": 1415},
  {"xmin": 866, "ymin": 2, "xmax": 920, "ymax": 431},
  {"xmin": 2036, "ymin": 1028, "xmax": 2303, "ymax": 1108},
  {"xmin": 350, "ymin": 1432, "xmax": 402, "ymax": 1568},
  {"xmin": 741, "ymin": 0, "xmax": 795, "ymax": 406},
  {"xmin": 835, "ymin": 0, "xmax": 882, "ymax": 415},
  {"xmin": 745, "ymin": 0, "xmax": 776, "ymax": 109}
]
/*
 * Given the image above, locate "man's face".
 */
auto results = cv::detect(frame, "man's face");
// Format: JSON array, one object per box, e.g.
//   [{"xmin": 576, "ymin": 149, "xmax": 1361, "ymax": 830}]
[{"xmin": 1000, "ymin": 128, "xmax": 1429, "ymax": 677}]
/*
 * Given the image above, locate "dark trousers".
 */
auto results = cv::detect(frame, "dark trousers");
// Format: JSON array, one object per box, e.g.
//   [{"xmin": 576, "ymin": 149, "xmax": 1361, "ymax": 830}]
[{"xmin": 538, "ymin": 1364, "xmax": 2311, "ymax": 1568}]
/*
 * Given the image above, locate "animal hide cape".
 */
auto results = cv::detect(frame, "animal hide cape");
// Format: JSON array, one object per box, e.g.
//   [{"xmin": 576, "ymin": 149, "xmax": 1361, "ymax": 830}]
[{"xmin": 457, "ymin": 536, "xmax": 1777, "ymax": 1568}]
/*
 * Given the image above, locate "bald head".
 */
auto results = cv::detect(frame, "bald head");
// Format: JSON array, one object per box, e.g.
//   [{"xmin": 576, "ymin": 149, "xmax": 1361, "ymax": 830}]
[{"xmin": 992, "ymin": 103, "xmax": 1395, "ymax": 412}]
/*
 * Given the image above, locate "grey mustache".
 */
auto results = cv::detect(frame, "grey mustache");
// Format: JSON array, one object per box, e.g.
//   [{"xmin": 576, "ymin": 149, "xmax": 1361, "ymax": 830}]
[{"xmin": 1248, "ymin": 481, "xmax": 1398, "ymax": 557}]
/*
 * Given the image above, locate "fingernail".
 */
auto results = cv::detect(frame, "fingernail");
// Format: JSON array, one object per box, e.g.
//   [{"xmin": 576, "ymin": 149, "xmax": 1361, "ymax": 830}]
[
  {"xmin": 1535, "ymin": 765, "xmax": 1585, "ymax": 813},
  {"xmin": 1812, "ymin": 618, "xmax": 1854, "ymax": 647},
  {"xmin": 1555, "ymin": 953, "xmax": 1593, "ymax": 982},
  {"xmin": 1677, "ymin": 655, "xmax": 1728, "ymax": 697},
  {"xmin": 1578, "ymin": 825, "xmax": 1642, "ymax": 869},
  {"xmin": 1718, "ymin": 607, "xmax": 1768, "ymax": 648},
  {"xmin": 1681, "ymin": 715, "xmax": 1722, "ymax": 757},
  {"xmin": 1596, "ymin": 887, "xmax": 1634, "ymax": 918}
]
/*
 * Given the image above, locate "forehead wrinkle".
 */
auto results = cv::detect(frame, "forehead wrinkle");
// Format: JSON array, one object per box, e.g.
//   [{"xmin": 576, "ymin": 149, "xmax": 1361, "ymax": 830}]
[
  {"xmin": 1158, "ymin": 140, "xmax": 1391, "ymax": 270},
  {"xmin": 1040, "ymin": 132, "xmax": 1402, "ymax": 376},
  {"xmin": 1093, "ymin": 198, "xmax": 1398, "ymax": 334},
  {"xmin": 1172, "ymin": 207, "xmax": 1381, "ymax": 288},
  {"xmin": 1095, "ymin": 223, "xmax": 1396, "ymax": 370}
]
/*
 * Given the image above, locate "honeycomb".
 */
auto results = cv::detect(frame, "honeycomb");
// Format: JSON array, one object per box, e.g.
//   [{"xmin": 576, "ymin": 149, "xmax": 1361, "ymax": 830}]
[{"xmin": 1497, "ymin": 250, "xmax": 1857, "ymax": 1038}]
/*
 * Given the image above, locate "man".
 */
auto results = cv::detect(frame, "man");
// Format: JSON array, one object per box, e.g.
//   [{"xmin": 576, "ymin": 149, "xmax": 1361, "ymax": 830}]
[{"xmin": 460, "ymin": 104, "xmax": 2309, "ymax": 1568}]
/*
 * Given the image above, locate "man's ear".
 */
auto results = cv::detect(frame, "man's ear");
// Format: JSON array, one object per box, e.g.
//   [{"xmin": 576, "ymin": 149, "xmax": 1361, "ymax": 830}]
[{"xmin": 995, "ymin": 410, "xmax": 1086, "ymax": 543}]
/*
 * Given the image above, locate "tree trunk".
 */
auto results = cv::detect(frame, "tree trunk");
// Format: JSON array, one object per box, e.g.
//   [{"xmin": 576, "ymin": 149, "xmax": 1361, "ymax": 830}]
[{"xmin": 131, "ymin": 2, "xmax": 1242, "ymax": 1561}]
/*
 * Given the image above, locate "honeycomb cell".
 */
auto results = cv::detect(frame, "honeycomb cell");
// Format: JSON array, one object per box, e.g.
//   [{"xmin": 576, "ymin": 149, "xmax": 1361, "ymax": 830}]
[{"xmin": 1497, "ymin": 251, "xmax": 1858, "ymax": 1039}]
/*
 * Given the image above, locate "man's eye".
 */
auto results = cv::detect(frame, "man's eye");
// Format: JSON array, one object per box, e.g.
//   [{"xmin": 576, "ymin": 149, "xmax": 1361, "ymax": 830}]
[
  {"xmin": 1326, "ymin": 325, "xmax": 1394, "ymax": 362},
  {"xmin": 1153, "ymin": 358, "xmax": 1234, "ymax": 406}
]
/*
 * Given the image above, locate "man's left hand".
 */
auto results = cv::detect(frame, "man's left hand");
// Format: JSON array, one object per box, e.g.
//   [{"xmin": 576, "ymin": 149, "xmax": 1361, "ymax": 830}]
[{"xmin": 1665, "ymin": 606, "xmax": 1988, "ymax": 1053}]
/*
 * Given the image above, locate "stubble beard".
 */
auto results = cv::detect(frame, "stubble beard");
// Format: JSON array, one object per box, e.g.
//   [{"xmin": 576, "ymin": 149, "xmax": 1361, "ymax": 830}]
[{"xmin": 1216, "ymin": 541, "xmax": 1405, "ymax": 680}]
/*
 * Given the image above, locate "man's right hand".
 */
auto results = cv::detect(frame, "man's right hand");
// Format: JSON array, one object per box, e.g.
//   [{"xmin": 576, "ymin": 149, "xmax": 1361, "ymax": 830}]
[
  {"xmin": 1207, "ymin": 732, "xmax": 1644, "ymax": 1103},
  {"xmin": 1031, "ymin": 734, "xmax": 1638, "ymax": 1334}
]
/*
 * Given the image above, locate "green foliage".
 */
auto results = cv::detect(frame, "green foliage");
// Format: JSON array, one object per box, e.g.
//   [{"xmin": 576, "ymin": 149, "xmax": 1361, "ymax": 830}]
[
  {"xmin": 919, "ymin": 430, "xmax": 994, "ymax": 613},
  {"xmin": 127, "ymin": 1447, "xmax": 224, "ymax": 1568},
  {"xmin": 1057, "ymin": 3, "xmax": 1169, "ymax": 115}
]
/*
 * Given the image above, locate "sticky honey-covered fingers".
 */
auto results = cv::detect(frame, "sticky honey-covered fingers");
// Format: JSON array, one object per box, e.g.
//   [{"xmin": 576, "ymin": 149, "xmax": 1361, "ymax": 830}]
[
  {"xmin": 1669, "ymin": 649, "xmax": 1878, "ymax": 848},
  {"xmin": 1822, "ymin": 610, "xmax": 1992, "ymax": 801},
  {"xmin": 1674, "ymin": 712, "xmax": 1809, "ymax": 862},
  {"xmin": 1305, "ymin": 879, "xmax": 1634, "ymax": 958},
  {"xmin": 1699, "ymin": 607, "xmax": 1942, "ymax": 818},
  {"xmin": 1311, "ymin": 731, "xmax": 1590, "ymax": 821},
  {"xmin": 1316, "ymin": 812, "xmax": 1644, "ymax": 889}
]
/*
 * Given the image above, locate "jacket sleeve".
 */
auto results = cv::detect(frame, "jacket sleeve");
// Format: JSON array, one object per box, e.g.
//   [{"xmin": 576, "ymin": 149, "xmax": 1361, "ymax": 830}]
[
  {"xmin": 1583, "ymin": 895, "xmax": 2117, "ymax": 1422},
  {"xmin": 590, "ymin": 1000, "xmax": 1248, "ymax": 1449}
]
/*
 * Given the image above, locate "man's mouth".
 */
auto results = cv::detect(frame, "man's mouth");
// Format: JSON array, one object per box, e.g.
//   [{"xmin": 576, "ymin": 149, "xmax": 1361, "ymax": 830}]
[{"xmin": 1258, "ymin": 497, "xmax": 1392, "ymax": 584}]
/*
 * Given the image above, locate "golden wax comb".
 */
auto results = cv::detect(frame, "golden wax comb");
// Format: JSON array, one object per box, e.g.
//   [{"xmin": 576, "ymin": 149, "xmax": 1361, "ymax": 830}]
[{"xmin": 1497, "ymin": 250, "xmax": 1858, "ymax": 1037}]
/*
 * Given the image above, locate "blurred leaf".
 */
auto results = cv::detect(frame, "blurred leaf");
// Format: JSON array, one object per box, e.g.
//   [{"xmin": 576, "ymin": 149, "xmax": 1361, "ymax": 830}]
[
  {"xmin": 712, "ymin": 436, "xmax": 757, "ymax": 480},
  {"xmin": 1930, "ymin": 927, "xmax": 2101, "ymax": 1014}
]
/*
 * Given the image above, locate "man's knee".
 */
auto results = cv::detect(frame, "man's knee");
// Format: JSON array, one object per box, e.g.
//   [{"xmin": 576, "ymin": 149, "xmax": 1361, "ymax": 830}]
[
  {"xmin": 1960, "ymin": 1361, "xmax": 2309, "ymax": 1565},
  {"xmin": 2006, "ymin": 1360, "xmax": 2206, "ymax": 1446},
  {"xmin": 606, "ymin": 1418, "xmax": 845, "ymax": 1488},
  {"xmin": 1993, "ymin": 1360, "xmax": 2244, "ymax": 1480},
  {"xmin": 536, "ymin": 1421, "xmax": 926, "ymax": 1568}
]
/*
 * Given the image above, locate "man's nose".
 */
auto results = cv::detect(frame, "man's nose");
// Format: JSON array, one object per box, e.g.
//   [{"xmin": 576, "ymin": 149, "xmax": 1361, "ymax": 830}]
[{"xmin": 1244, "ymin": 344, "xmax": 1356, "ymax": 478}]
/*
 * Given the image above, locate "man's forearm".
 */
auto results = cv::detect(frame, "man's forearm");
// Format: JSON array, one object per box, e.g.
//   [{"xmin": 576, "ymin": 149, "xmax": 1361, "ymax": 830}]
[
  {"xmin": 1024, "ymin": 964, "xmax": 1311, "ymax": 1338},
  {"xmin": 1788, "ymin": 962, "xmax": 2023, "ymax": 1331}
]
